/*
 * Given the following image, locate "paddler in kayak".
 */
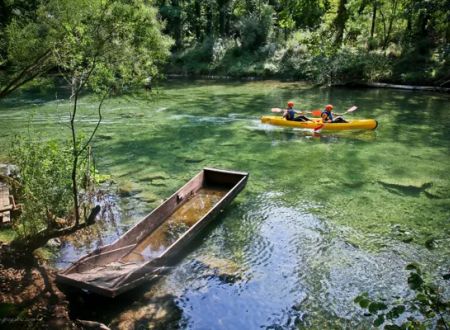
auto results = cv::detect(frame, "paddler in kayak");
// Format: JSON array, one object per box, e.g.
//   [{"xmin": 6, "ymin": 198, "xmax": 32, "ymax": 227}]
[
  {"xmin": 283, "ymin": 101, "xmax": 312, "ymax": 122},
  {"xmin": 321, "ymin": 104, "xmax": 348, "ymax": 123}
]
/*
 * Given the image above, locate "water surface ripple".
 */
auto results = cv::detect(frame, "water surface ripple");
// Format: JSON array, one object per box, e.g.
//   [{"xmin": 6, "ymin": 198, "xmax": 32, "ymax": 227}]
[{"xmin": 0, "ymin": 81, "xmax": 449, "ymax": 329}]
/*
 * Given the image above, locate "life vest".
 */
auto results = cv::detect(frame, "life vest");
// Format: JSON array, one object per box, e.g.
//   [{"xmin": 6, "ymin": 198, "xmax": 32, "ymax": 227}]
[
  {"xmin": 286, "ymin": 109, "xmax": 296, "ymax": 120},
  {"xmin": 321, "ymin": 110, "xmax": 333, "ymax": 122}
]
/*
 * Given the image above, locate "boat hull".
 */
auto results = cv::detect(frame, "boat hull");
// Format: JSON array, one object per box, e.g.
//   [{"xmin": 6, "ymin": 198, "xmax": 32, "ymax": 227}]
[
  {"xmin": 57, "ymin": 168, "xmax": 248, "ymax": 297},
  {"xmin": 260, "ymin": 116, "xmax": 378, "ymax": 131}
]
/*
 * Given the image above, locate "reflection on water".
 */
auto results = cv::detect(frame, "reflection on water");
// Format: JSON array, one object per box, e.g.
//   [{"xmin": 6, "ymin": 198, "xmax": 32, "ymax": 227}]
[
  {"xmin": 122, "ymin": 187, "xmax": 227, "ymax": 262},
  {"xmin": 0, "ymin": 81, "xmax": 449, "ymax": 328}
]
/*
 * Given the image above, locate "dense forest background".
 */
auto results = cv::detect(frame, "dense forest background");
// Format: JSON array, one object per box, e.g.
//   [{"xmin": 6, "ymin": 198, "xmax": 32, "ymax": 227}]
[
  {"xmin": 1, "ymin": 0, "xmax": 449, "ymax": 87},
  {"xmin": 158, "ymin": 0, "xmax": 450, "ymax": 85}
]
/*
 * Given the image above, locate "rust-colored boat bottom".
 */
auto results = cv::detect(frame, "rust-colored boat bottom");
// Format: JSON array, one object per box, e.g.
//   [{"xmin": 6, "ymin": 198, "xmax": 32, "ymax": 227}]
[{"xmin": 122, "ymin": 187, "xmax": 227, "ymax": 262}]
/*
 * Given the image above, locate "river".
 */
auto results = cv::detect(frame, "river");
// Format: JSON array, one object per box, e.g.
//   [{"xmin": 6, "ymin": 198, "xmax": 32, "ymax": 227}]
[{"xmin": 0, "ymin": 80, "xmax": 449, "ymax": 329}]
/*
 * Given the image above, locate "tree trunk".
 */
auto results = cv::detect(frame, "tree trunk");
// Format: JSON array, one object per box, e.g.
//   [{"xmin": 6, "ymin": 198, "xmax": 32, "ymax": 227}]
[
  {"xmin": 382, "ymin": 0, "xmax": 398, "ymax": 49},
  {"xmin": 219, "ymin": 6, "xmax": 225, "ymax": 36},
  {"xmin": 171, "ymin": 0, "xmax": 183, "ymax": 49},
  {"xmin": 206, "ymin": 1, "xmax": 213, "ymax": 37},
  {"xmin": 368, "ymin": 2, "xmax": 376, "ymax": 50},
  {"xmin": 194, "ymin": 0, "xmax": 201, "ymax": 40},
  {"xmin": 370, "ymin": 3, "xmax": 376, "ymax": 38},
  {"xmin": 333, "ymin": 0, "xmax": 348, "ymax": 47},
  {"xmin": 70, "ymin": 84, "xmax": 81, "ymax": 226}
]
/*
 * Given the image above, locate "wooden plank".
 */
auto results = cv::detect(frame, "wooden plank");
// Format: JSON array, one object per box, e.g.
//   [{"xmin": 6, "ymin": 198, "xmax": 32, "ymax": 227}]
[{"xmin": 0, "ymin": 182, "xmax": 11, "ymax": 224}]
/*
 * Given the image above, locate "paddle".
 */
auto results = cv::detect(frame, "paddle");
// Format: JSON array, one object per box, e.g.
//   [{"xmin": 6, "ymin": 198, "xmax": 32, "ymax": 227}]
[
  {"xmin": 271, "ymin": 105, "xmax": 358, "ymax": 117},
  {"xmin": 271, "ymin": 108, "xmax": 322, "ymax": 116},
  {"xmin": 334, "ymin": 106, "xmax": 358, "ymax": 116},
  {"xmin": 313, "ymin": 106, "xmax": 358, "ymax": 132}
]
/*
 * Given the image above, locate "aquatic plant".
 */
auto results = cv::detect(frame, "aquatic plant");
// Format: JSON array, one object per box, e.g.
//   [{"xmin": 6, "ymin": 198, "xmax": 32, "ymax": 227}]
[{"xmin": 355, "ymin": 264, "xmax": 450, "ymax": 329}]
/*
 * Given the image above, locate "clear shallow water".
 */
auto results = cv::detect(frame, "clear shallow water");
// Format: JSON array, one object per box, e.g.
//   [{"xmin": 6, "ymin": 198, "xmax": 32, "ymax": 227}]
[{"xmin": 0, "ymin": 80, "xmax": 449, "ymax": 328}]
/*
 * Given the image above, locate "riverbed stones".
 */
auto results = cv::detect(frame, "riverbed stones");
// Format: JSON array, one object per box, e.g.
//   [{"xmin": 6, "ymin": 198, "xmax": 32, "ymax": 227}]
[
  {"xmin": 195, "ymin": 255, "xmax": 243, "ymax": 283},
  {"xmin": 135, "ymin": 191, "xmax": 159, "ymax": 203},
  {"xmin": 117, "ymin": 180, "xmax": 142, "ymax": 197},
  {"xmin": 138, "ymin": 172, "xmax": 169, "ymax": 182},
  {"xmin": 109, "ymin": 294, "xmax": 181, "ymax": 330}
]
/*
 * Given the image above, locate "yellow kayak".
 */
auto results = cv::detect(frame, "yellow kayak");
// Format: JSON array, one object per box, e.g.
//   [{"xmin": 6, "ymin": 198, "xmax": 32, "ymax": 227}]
[{"xmin": 260, "ymin": 116, "xmax": 378, "ymax": 131}]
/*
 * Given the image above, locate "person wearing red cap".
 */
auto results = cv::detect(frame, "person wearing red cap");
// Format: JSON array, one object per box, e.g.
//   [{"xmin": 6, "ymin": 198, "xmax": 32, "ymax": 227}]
[
  {"xmin": 283, "ymin": 101, "xmax": 311, "ymax": 122},
  {"xmin": 321, "ymin": 104, "xmax": 348, "ymax": 123}
]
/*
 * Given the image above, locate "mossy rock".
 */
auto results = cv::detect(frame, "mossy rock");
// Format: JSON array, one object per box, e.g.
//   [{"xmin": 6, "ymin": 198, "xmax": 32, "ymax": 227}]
[
  {"xmin": 424, "ymin": 181, "xmax": 450, "ymax": 199},
  {"xmin": 96, "ymin": 133, "xmax": 114, "ymax": 140},
  {"xmin": 135, "ymin": 191, "xmax": 159, "ymax": 203},
  {"xmin": 151, "ymin": 179, "xmax": 167, "ymax": 187},
  {"xmin": 117, "ymin": 180, "xmax": 142, "ymax": 196},
  {"xmin": 378, "ymin": 178, "xmax": 431, "ymax": 188},
  {"xmin": 196, "ymin": 255, "xmax": 243, "ymax": 283},
  {"xmin": 138, "ymin": 172, "xmax": 169, "ymax": 182},
  {"xmin": 342, "ymin": 180, "xmax": 366, "ymax": 188},
  {"xmin": 318, "ymin": 178, "xmax": 333, "ymax": 185},
  {"xmin": 184, "ymin": 158, "xmax": 205, "ymax": 164},
  {"xmin": 377, "ymin": 179, "xmax": 432, "ymax": 196}
]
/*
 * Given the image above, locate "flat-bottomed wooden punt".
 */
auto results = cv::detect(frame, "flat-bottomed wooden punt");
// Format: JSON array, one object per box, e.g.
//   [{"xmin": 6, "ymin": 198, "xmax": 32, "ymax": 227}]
[{"xmin": 56, "ymin": 168, "xmax": 248, "ymax": 297}]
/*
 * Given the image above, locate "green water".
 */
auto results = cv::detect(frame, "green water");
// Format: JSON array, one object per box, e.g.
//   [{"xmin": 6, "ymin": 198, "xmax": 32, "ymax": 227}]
[{"xmin": 0, "ymin": 80, "xmax": 449, "ymax": 328}]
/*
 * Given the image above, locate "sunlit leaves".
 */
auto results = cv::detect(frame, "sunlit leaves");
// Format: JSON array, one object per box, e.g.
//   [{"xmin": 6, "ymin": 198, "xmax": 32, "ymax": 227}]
[{"xmin": 9, "ymin": 136, "xmax": 77, "ymax": 238}]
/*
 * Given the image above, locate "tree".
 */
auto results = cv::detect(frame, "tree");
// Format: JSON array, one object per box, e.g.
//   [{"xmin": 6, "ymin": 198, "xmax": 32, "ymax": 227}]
[
  {"xmin": 333, "ymin": 0, "xmax": 348, "ymax": 46},
  {"xmin": 4, "ymin": 0, "xmax": 172, "ymax": 257}
]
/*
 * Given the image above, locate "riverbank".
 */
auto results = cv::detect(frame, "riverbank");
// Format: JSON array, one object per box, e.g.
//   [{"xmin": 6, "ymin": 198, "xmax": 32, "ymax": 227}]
[
  {"xmin": 168, "ymin": 40, "xmax": 450, "ymax": 89},
  {"xmin": 0, "ymin": 256, "xmax": 75, "ymax": 329},
  {"xmin": 165, "ymin": 74, "xmax": 450, "ymax": 93}
]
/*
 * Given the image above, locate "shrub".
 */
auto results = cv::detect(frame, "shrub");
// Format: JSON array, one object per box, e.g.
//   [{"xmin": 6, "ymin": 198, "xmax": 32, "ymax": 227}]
[{"xmin": 8, "ymin": 135, "xmax": 90, "ymax": 240}]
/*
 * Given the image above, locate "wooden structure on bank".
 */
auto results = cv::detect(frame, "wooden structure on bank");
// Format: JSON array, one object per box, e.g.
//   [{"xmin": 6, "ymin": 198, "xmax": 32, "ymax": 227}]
[
  {"xmin": 0, "ymin": 182, "xmax": 14, "ymax": 225},
  {"xmin": 0, "ymin": 164, "xmax": 18, "ymax": 225},
  {"xmin": 57, "ymin": 168, "xmax": 249, "ymax": 297}
]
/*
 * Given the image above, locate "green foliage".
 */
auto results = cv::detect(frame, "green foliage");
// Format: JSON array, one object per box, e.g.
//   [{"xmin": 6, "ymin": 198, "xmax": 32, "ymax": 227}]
[
  {"xmin": 8, "ymin": 136, "xmax": 83, "ymax": 239},
  {"xmin": 39, "ymin": 0, "xmax": 173, "ymax": 93},
  {"xmin": 238, "ymin": 5, "xmax": 274, "ymax": 51},
  {"xmin": 160, "ymin": 0, "xmax": 449, "ymax": 86},
  {"xmin": 354, "ymin": 264, "xmax": 450, "ymax": 329},
  {"xmin": 0, "ymin": 228, "xmax": 15, "ymax": 243},
  {"xmin": 277, "ymin": 0, "xmax": 328, "ymax": 30},
  {"xmin": 1, "ymin": 0, "xmax": 172, "ymax": 98}
]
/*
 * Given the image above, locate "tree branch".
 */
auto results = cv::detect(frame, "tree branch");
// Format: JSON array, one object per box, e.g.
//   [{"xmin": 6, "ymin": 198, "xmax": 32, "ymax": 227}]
[{"xmin": 0, "ymin": 49, "xmax": 52, "ymax": 99}]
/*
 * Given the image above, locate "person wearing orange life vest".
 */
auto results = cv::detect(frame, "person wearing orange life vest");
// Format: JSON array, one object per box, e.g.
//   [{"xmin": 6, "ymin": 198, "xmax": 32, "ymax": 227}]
[
  {"xmin": 282, "ymin": 101, "xmax": 311, "ymax": 122},
  {"xmin": 321, "ymin": 104, "xmax": 348, "ymax": 123}
]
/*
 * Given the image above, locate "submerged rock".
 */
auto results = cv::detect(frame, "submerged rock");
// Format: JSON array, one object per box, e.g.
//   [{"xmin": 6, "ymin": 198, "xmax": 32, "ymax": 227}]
[
  {"xmin": 378, "ymin": 179, "xmax": 432, "ymax": 197},
  {"xmin": 135, "ymin": 191, "xmax": 159, "ymax": 203},
  {"xmin": 117, "ymin": 181, "xmax": 142, "ymax": 197},
  {"xmin": 425, "ymin": 238, "xmax": 436, "ymax": 250},
  {"xmin": 195, "ymin": 255, "xmax": 244, "ymax": 283},
  {"xmin": 138, "ymin": 172, "xmax": 169, "ymax": 182},
  {"xmin": 96, "ymin": 134, "xmax": 114, "ymax": 140},
  {"xmin": 423, "ymin": 181, "xmax": 450, "ymax": 199},
  {"xmin": 109, "ymin": 294, "xmax": 181, "ymax": 330},
  {"xmin": 184, "ymin": 158, "xmax": 205, "ymax": 164},
  {"xmin": 151, "ymin": 179, "xmax": 167, "ymax": 187}
]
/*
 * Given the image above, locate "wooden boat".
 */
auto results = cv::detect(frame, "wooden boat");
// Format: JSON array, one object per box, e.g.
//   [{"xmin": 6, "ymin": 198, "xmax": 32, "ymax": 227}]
[
  {"xmin": 261, "ymin": 115, "xmax": 378, "ymax": 131},
  {"xmin": 56, "ymin": 168, "xmax": 249, "ymax": 297}
]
